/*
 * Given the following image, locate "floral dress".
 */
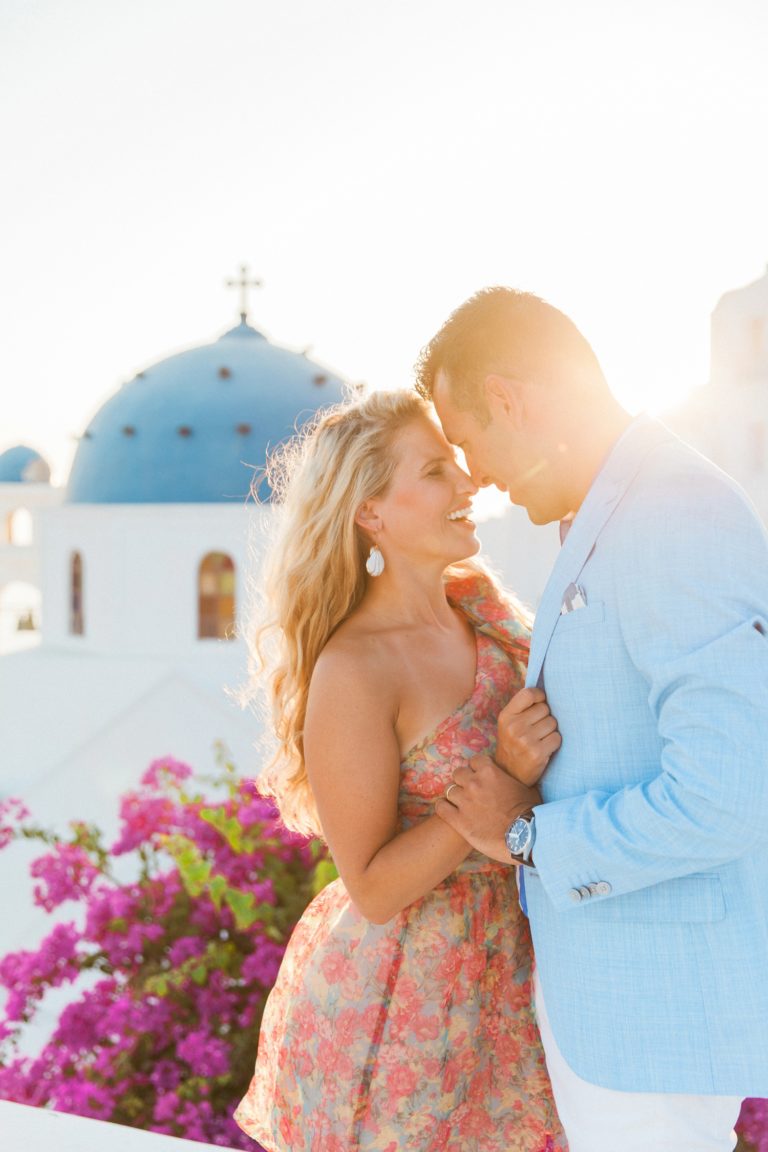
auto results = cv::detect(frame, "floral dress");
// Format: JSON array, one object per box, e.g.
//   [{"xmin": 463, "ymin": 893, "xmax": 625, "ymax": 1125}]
[{"xmin": 234, "ymin": 574, "xmax": 565, "ymax": 1152}]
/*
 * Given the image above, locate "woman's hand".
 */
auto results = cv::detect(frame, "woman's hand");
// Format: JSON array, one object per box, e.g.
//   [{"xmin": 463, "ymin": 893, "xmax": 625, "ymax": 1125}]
[{"xmin": 495, "ymin": 687, "xmax": 561, "ymax": 785}]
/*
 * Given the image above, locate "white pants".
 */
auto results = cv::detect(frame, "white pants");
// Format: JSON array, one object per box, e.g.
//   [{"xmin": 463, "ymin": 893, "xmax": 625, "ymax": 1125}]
[{"xmin": 533, "ymin": 971, "xmax": 743, "ymax": 1152}]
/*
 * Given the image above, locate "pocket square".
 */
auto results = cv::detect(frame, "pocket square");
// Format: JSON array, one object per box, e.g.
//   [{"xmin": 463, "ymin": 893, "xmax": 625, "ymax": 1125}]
[{"xmin": 561, "ymin": 582, "xmax": 588, "ymax": 614}]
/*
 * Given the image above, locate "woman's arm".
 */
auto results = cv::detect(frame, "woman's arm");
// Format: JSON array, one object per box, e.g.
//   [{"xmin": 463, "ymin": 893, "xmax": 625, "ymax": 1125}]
[{"xmin": 304, "ymin": 647, "xmax": 472, "ymax": 925}]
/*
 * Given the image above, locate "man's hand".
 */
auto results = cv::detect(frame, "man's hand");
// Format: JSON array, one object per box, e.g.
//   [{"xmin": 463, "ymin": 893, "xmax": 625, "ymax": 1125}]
[
  {"xmin": 435, "ymin": 755, "xmax": 542, "ymax": 864},
  {"xmin": 496, "ymin": 687, "xmax": 561, "ymax": 785}
]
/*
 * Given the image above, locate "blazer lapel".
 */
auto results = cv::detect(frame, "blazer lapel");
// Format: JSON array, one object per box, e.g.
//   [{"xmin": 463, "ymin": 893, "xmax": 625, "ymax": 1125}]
[{"xmin": 526, "ymin": 416, "xmax": 675, "ymax": 688}]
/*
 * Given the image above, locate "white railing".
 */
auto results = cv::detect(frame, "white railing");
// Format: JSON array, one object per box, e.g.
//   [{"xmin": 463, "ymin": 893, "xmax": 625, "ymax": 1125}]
[{"xmin": 0, "ymin": 1101, "xmax": 226, "ymax": 1151}]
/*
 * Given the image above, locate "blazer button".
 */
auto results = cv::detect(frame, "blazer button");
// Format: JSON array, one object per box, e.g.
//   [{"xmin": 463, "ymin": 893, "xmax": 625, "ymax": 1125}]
[
  {"xmin": 578, "ymin": 886, "xmax": 592, "ymax": 900},
  {"xmin": 568, "ymin": 888, "xmax": 583, "ymax": 903},
  {"xmin": 595, "ymin": 881, "xmax": 612, "ymax": 896}
]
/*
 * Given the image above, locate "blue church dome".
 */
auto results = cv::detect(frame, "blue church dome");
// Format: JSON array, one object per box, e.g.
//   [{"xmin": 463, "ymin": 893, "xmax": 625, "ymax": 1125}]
[
  {"xmin": 66, "ymin": 319, "xmax": 348, "ymax": 503},
  {"xmin": 0, "ymin": 445, "xmax": 51, "ymax": 483}
]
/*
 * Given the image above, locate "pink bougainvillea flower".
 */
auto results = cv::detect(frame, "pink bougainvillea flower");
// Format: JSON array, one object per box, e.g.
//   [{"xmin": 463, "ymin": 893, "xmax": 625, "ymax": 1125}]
[
  {"xmin": 140, "ymin": 756, "xmax": 194, "ymax": 790},
  {"xmin": 0, "ymin": 798, "xmax": 30, "ymax": 850},
  {"xmin": 30, "ymin": 843, "xmax": 101, "ymax": 911},
  {"xmin": 0, "ymin": 757, "xmax": 325, "ymax": 1151}
]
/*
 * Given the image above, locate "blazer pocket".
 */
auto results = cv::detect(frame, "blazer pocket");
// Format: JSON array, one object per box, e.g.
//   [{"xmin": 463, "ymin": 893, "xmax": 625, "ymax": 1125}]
[
  {"xmin": 554, "ymin": 601, "xmax": 605, "ymax": 634},
  {"xmin": 585, "ymin": 873, "xmax": 726, "ymax": 924}
]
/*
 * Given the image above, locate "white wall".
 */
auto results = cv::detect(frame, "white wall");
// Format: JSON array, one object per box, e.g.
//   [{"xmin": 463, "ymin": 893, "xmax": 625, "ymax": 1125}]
[
  {"xmin": 710, "ymin": 265, "xmax": 768, "ymax": 388},
  {"xmin": 39, "ymin": 503, "xmax": 270, "ymax": 655},
  {"xmin": 0, "ymin": 1101, "xmax": 222, "ymax": 1152},
  {"xmin": 0, "ymin": 482, "xmax": 62, "ymax": 608},
  {"xmin": 665, "ymin": 267, "xmax": 768, "ymax": 528}
]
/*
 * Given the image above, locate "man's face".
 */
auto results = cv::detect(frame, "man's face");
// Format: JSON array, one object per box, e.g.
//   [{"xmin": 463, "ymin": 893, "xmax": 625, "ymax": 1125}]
[{"xmin": 432, "ymin": 368, "xmax": 564, "ymax": 525}]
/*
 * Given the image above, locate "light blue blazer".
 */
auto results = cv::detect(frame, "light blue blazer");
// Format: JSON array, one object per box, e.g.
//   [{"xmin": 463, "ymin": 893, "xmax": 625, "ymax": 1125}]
[{"xmin": 524, "ymin": 415, "xmax": 768, "ymax": 1095}]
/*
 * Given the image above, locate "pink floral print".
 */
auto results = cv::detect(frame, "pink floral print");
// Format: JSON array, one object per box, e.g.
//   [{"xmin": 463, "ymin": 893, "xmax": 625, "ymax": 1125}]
[{"xmin": 235, "ymin": 574, "xmax": 565, "ymax": 1151}]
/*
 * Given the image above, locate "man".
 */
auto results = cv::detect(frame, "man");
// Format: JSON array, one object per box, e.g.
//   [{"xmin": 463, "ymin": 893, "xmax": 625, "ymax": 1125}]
[{"xmin": 417, "ymin": 287, "xmax": 768, "ymax": 1152}]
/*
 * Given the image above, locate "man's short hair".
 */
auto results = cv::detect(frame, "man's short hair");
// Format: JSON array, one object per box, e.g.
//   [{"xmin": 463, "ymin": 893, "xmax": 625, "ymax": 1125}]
[{"xmin": 414, "ymin": 287, "xmax": 606, "ymax": 414}]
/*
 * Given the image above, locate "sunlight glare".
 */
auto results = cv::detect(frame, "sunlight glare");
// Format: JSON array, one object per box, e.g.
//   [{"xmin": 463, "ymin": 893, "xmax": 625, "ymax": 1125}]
[{"xmin": 575, "ymin": 294, "xmax": 710, "ymax": 417}]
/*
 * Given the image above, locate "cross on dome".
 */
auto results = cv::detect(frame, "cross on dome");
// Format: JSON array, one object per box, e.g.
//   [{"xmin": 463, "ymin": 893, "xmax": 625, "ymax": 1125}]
[{"xmin": 225, "ymin": 263, "xmax": 262, "ymax": 323}]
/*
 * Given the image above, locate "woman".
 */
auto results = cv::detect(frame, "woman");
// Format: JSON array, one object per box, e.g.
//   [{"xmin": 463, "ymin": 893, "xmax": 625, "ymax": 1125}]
[{"xmin": 234, "ymin": 390, "xmax": 565, "ymax": 1152}]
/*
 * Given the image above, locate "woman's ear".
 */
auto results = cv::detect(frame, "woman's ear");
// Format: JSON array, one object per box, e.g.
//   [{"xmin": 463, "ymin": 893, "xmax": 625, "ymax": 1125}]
[
  {"xmin": 484, "ymin": 374, "xmax": 525, "ymax": 427},
  {"xmin": 355, "ymin": 500, "xmax": 382, "ymax": 537}
]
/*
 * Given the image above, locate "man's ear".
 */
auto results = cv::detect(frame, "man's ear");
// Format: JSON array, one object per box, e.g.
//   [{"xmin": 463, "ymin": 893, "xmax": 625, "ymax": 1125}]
[
  {"xmin": 355, "ymin": 500, "xmax": 382, "ymax": 536},
  {"xmin": 484, "ymin": 374, "xmax": 525, "ymax": 427}
]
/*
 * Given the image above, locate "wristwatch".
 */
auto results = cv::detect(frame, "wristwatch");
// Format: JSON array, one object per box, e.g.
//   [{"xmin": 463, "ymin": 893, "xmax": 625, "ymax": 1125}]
[{"xmin": 504, "ymin": 808, "xmax": 536, "ymax": 866}]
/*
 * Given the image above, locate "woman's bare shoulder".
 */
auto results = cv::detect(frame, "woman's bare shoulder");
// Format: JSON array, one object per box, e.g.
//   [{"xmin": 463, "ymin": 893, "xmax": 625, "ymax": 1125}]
[{"xmin": 310, "ymin": 616, "xmax": 399, "ymax": 703}]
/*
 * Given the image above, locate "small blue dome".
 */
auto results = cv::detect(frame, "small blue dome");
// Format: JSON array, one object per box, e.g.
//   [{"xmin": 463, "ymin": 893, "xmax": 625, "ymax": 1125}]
[
  {"xmin": 66, "ymin": 320, "xmax": 348, "ymax": 503},
  {"xmin": 0, "ymin": 445, "xmax": 51, "ymax": 483}
]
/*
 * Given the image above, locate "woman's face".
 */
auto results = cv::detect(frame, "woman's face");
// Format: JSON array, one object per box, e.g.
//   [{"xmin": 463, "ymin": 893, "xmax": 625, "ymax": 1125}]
[{"xmin": 370, "ymin": 416, "xmax": 480, "ymax": 569}]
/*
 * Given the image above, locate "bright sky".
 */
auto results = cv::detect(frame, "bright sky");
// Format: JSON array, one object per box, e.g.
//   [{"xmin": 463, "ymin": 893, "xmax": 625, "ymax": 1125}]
[{"xmin": 1, "ymin": 0, "xmax": 767, "ymax": 485}]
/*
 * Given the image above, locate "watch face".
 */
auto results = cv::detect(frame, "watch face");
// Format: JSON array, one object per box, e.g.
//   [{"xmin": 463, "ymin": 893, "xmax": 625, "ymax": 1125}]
[{"xmin": 505, "ymin": 817, "xmax": 531, "ymax": 856}]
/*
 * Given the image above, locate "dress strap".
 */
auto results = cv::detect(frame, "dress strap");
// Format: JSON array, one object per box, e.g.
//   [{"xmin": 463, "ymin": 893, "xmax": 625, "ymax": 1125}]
[{"xmin": 445, "ymin": 570, "xmax": 531, "ymax": 680}]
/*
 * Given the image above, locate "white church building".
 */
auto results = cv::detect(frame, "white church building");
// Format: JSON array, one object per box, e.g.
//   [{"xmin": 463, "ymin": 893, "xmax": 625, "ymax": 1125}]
[
  {"xmin": 0, "ymin": 279, "xmax": 358, "ymax": 833},
  {"xmin": 666, "ymin": 263, "xmax": 768, "ymax": 522},
  {"xmin": 0, "ymin": 276, "xmax": 361, "ymax": 973}
]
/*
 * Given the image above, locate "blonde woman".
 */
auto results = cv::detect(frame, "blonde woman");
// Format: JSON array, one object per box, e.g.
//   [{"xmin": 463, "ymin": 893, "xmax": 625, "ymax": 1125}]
[{"xmin": 234, "ymin": 390, "xmax": 565, "ymax": 1152}]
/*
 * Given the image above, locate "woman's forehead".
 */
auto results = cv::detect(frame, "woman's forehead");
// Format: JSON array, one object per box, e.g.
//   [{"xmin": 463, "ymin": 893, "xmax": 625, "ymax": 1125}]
[{"xmin": 393, "ymin": 416, "xmax": 451, "ymax": 462}]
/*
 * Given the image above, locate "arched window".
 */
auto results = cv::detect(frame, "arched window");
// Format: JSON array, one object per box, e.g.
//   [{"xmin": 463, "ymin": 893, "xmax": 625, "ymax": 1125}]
[
  {"xmin": 198, "ymin": 552, "xmax": 236, "ymax": 640},
  {"xmin": 70, "ymin": 551, "xmax": 84, "ymax": 636},
  {"xmin": 6, "ymin": 507, "xmax": 33, "ymax": 546}
]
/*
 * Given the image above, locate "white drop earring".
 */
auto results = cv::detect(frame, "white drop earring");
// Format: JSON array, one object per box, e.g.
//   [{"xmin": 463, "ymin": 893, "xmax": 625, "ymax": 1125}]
[{"xmin": 366, "ymin": 545, "xmax": 385, "ymax": 577}]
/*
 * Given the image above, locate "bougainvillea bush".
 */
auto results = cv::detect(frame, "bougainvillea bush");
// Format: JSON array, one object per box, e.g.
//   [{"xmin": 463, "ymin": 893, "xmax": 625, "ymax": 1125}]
[
  {"xmin": 740, "ymin": 1100, "xmax": 768, "ymax": 1152},
  {"xmin": 0, "ymin": 754, "xmax": 334, "ymax": 1148}
]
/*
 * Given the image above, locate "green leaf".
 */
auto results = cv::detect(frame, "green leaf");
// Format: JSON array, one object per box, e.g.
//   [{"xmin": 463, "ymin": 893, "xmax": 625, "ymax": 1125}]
[
  {"xmin": 200, "ymin": 808, "xmax": 245, "ymax": 853},
  {"xmin": 190, "ymin": 965, "xmax": 207, "ymax": 986},
  {"xmin": 208, "ymin": 874, "xmax": 228, "ymax": 910},
  {"xmin": 312, "ymin": 858, "xmax": 338, "ymax": 895},
  {"xmin": 145, "ymin": 974, "xmax": 169, "ymax": 996},
  {"xmin": 161, "ymin": 835, "xmax": 212, "ymax": 897},
  {"xmin": 223, "ymin": 888, "xmax": 259, "ymax": 930}
]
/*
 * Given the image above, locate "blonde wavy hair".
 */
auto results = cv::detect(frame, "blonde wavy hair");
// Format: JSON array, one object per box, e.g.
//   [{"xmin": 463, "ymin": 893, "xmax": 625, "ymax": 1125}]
[{"xmin": 248, "ymin": 388, "xmax": 494, "ymax": 837}]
